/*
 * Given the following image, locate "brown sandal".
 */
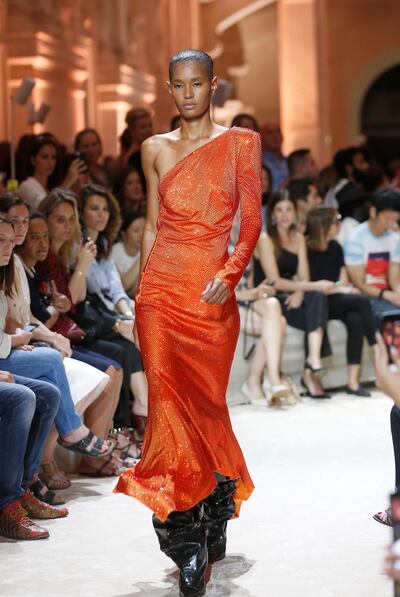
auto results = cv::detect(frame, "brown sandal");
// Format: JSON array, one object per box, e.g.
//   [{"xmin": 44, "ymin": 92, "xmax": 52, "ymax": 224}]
[{"xmin": 39, "ymin": 462, "xmax": 71, "ymax": 490}]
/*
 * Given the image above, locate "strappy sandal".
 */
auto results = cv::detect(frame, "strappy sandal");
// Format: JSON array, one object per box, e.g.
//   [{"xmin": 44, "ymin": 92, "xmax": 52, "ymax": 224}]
[
  {"xmin": 57, "ymin": 431, "xmax": 113, "ymax": 458},
  {"xmin": 373, "ymin": 508, "xmax": 393, "ymax": 527},
  {"xmin": 109, "ymin": 429, "xmax": 142, "ymax": 464},
  {"xmin": 301, "ymin": 377, "xmax": 331, "ymax": 399},
  {"xmin": 304, "ymin": 361, "xmax": 327, "ymax": 376},
  {"xmin": 29, "ymin": 479, "xmax": 66, "ymax": 506},
  {"xmin": 39, "ymin": 462, "xmax": 71, "ymax": 490}
]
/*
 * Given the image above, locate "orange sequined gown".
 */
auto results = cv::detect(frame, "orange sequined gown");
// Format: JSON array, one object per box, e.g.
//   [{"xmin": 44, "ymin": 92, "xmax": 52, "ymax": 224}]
[{"xmin": 115, "ymin": 128, "xmax": 262, "ymax": 521}]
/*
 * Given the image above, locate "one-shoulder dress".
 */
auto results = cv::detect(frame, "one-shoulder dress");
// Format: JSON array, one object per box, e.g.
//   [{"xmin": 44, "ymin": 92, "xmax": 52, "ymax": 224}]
[{"xmin": 115, "ymin": 127, "xmax": 262, "ymax": 521}]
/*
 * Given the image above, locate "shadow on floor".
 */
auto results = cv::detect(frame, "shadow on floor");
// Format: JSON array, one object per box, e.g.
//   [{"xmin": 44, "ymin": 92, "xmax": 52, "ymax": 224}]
[{"xmin": 115, "ymin": 554, "xmax": 256, "ymax": 596}]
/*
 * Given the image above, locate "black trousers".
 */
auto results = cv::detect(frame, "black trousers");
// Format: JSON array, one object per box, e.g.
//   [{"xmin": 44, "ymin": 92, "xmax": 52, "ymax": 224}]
[
  {"xmin": 278, "ymin": 290, "xmax": 331, "ymax": 358},
  {"xmin": 328, "ymin": 294, "xmax": 376, "ymax": 365}
]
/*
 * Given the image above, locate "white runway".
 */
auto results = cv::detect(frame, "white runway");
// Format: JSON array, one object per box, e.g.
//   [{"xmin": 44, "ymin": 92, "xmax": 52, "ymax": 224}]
[{"xmin": 0, "ymin": 390, "xmax": 396, "ymax": 596}]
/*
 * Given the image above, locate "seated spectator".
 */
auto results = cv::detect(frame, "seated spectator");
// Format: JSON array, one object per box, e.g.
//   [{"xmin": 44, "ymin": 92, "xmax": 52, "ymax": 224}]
[
  {"xmin": 287, "ymin": 177, "xmax": 322, "ymax": 232},
  {"xmin": 324, "ymin": 146, "xmax": 371, "ymax": 209},
  {"xmin": 37, "ymin": 187, "xmax": 147, "ymax": 442},
  {"xmin": 306, "ymin": 207, "xmax": 376, "ymax": 395},
  {"xmin": 231, "ymin": 113, "xmax": 260, "ymax": 132},
  {"xmin": 261, "ymin": 122, "xmax": 288, "ymax": 191},
  {"xmin": 114, "ymin": 166, "xmax": 146, "ymax": 219},
  {"xmin": 317, "ymin": 165, "xmax": 338, "ymax": 201},
  {"xmin": 0, "ymin": 368, "xmax": 66, "ymax": 540},
  {"xmin": 261, "ymin": 165, "xmax": 272, "ymax": 225},
  {"xmin": 112, "ymin": 213, "xmax": 145, "ymax": 297},
  {"xmin": 122, "ymin": 107, "xmax": 153, "ymax": 186},
  {"xmin": 74, "ymin": 128, "xmax": 111, "ymax": 188},
  {"xmin": 255, "ymin": 192, "xmax": 335, "ymax": 398},
  {"xmin": 18, "ymin": 134, "xmax": 86, "ymax": 210},
  {"xmin": 0, "ymin": 213, "xmax": 112, "ymax": 505},
  {"xmin": 344, "ymin": 187, "xmax": 400, "ymax": 325},
  {"xmin": 287, "ymin": 148, "xmax": 318, "ymax": 181},
  {"xmin": 335, "ymin": 186, "xmax": 370, "ymax": 246},
  {"xmin": 17, "ymin": 213, "xmax": 131, "ymax": 478}
]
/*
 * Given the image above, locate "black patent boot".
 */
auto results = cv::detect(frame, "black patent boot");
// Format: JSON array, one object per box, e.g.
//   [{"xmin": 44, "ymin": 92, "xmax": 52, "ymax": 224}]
[
  {"xmin": 152, "ymin": 503, "xmax": 208, "ymax": 596},
  {"xmin": 203, "ymin": 478, "xmax": 236, "ymax": 564}
]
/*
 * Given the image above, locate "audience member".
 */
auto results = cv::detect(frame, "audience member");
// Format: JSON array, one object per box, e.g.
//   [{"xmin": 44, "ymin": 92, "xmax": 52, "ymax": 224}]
[
  {"xmin": 122, "ymin": 107, "xmax": 153, "ymax": 185},
  {"xmin": 261, "ymin": 122, "xmax": 288, "ymax": 191},
  {"xmin": 114, "ymin": 166, "xmax": 146, "ymax": 219},
  {"xmin": 231, "ymin": 113, "xmax": 260, "ymax": 132},
  {"xmin": 18, "ymin": 213, "xmax": 129, "ymax": 478},
  {"xmin": 287, "ymin": 148, "xmax": 318, "ymax": 181},
  {"xmin": 287, "ymin": 177, "xmax": 322, "ymax": 232},
  {"xmin": 306, "ymin": 207, "xmax": 376, "ymax": 395},
  {"xmin": 74, "ymin": 128, "xmax": 111, "ymax": 188},
  {"xmin": 261, "ymin": 165, "xmax": 272, "ymax": 224},
  {"xmin": 325, "ymin": 146, "xmax": 370, "ymax": 209},
  {"xmin": 344, "ymin": 188, "xmax": 400, "ymax": 325},
  {"xmin": 18, "ymin": 135, "xmax": 86, "ymax": 210},
  {"xmin": 255, "ymin": 192, "xmax": 334, "ymax": 398},
  {"xmin": 112, "ymin": 213, "xmax": 145, "ymax": 297},
  {"xmin": 0, "ymin": 213, "xmax": 112, "ymax": 501},
  {"xmin": 36, "ymin": 188, "xmax": 145, "ymax": 445}
]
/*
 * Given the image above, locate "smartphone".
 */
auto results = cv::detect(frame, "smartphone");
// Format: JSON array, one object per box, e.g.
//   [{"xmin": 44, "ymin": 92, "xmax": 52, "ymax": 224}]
[
  {"xmin": 74, "ymin": 151, "xmax": 89, "ymax": 173},
  {"xmin": 23, "ymin": 323, "xmax": 39, "ymax": 333},
  {"xmin": 381, "ymin": 311, "xmax": 400, "ymax": 361}
]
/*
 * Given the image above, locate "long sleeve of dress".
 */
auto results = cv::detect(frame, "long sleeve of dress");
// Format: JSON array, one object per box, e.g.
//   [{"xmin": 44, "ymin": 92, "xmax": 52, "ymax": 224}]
[{"xmin": 215, "ymin": 130, "xmax": 262, "ymax": 293}]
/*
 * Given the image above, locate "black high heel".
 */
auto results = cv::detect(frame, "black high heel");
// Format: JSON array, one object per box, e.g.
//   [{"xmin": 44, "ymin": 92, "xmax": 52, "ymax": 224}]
[
  {"xmin": 304, "ymin": 361, "xmax": 327, "ymax": 375},
  {"xmin": 301, "ymin": 377, "xmax": 331, "ymax": 399}
]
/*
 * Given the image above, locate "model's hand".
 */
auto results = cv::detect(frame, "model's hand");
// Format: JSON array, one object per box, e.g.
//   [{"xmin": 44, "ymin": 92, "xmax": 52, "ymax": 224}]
[
  {"xmin": 201, "ymin": 278, "xmax": 230, "ymax": 304},
  {"xmin": 285, "ymin": 291, "xmax": 303, "ymax": 310},
  {"xmin": 0, "ymin": 370, "xmax": 15, "ymax": 383}
]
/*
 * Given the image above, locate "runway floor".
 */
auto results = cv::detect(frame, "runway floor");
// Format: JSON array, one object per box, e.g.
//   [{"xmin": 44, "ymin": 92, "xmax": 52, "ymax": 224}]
[{"xmin": 0, "ymin": 389, "xmax": 395, "ymax": 596}]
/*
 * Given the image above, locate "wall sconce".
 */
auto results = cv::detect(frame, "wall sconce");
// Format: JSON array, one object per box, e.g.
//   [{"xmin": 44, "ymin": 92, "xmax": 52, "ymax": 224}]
[{"xmin": 26, "ymin": 101, "xmax": 51, "ymax": 125}]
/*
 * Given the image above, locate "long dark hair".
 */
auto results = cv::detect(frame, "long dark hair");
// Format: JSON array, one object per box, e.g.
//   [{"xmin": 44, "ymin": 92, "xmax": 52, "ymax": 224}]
[
  {"xmin": 305, "ymin": 207, "xmax": 336, "ymax": 251},
  {"xmin": 79, "ymin": 184, "xmax": 121, "ymax": 259},
  {"xmin": 0, "ymin": 192, "xmax": 27, "ymax": 214},
  {"xmin": 0, "ymin": 214, "xmax": 15, "ymax": 295},
  {"xmin": 266, "ymin": 191, "xmax": 297, "ymax": 257},
  {"xmin": 21, "ymin": 134, "xmax": 61, "ymax": 188}
]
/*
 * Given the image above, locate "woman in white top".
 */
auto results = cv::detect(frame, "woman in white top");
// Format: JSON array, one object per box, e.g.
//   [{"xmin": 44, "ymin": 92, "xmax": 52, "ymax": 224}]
[
  {"xmin": 18, "ymin": 134, "xmax": 86, "ymax": 211},
  {"xmin": 112, "ymin": 213, "xmax": 145, "ymax": 297}
]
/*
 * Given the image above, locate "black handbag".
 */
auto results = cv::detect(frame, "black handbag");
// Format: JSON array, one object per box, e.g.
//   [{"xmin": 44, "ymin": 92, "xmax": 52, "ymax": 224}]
[{"xmin": 74, "ymin": 293, "xmax": 129, "ymax": 344}]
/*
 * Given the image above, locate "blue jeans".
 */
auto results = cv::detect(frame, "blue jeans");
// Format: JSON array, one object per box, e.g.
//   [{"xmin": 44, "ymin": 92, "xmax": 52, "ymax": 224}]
[
  {"xmin": 368, "ymin": 297, "xmax": 400, "ymax": 329},
  {"xmin": 0, "ymin": 346, "xmax": 81, "ymax": 436},
  {"xmin": 0, "ymin": 375, "xmax": 60, "ymax": 510}
]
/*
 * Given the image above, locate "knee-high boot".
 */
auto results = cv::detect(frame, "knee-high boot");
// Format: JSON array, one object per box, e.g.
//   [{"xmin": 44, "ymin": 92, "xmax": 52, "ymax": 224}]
[
  {"xmin": 203, "ymin": 478, "xmax": 236, "ymax": 564},
  {"xmin": 152, "ymin": 502, "xmax": 208, "ymax": 597}
]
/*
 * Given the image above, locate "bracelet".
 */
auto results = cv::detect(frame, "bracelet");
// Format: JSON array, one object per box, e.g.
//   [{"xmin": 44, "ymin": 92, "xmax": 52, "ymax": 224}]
[
  {"xmin": 113, "ymin": 319, "xmax": 121, "ymax": 333},
  {"xmin": 75, "ymin": 270, "xmax": 83, "ymax": 277},
  {"xmin": 379, "ymin": 289, "xmax": 385, "ymax": 299}
]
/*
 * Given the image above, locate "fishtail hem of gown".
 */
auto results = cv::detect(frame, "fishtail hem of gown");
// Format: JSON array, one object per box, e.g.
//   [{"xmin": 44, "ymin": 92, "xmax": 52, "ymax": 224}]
[{"xmin": 114, "ymin": 468, "xmax": 254, "ymax": 522}]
